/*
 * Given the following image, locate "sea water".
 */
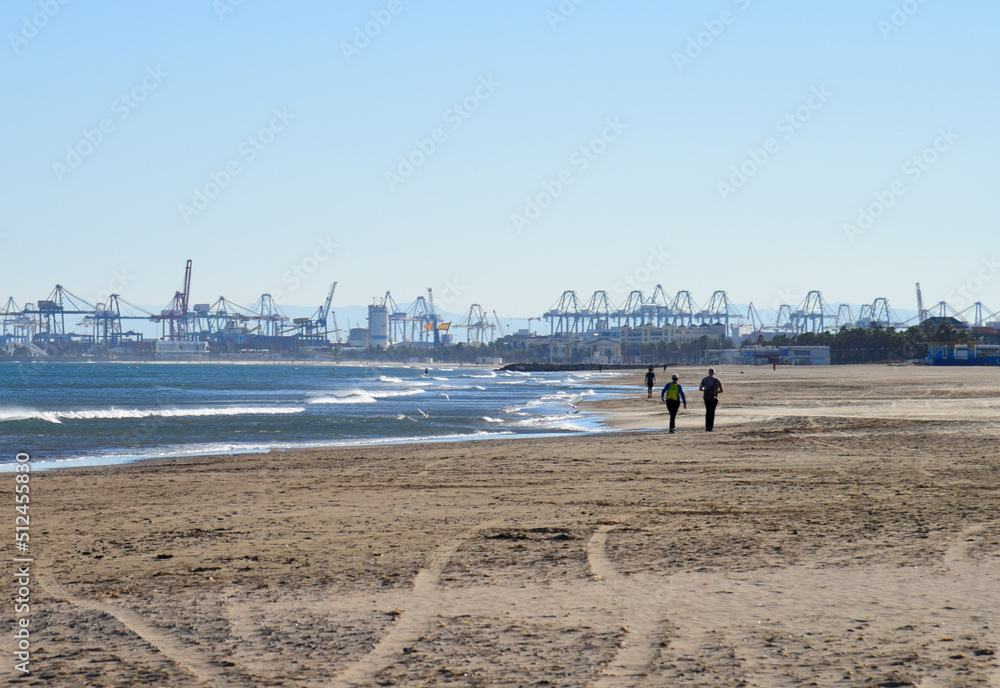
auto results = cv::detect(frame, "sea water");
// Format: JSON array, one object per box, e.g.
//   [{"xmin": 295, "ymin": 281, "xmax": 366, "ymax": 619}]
[{"xmin": 0, "ymin": 362, "xmax": 625, "ymax": 471}]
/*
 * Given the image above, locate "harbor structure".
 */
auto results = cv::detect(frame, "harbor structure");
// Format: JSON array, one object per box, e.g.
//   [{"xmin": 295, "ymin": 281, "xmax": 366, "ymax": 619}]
[{"xmin": 5, "ymin": 260, "xmax": 1000, "ymax": 361}]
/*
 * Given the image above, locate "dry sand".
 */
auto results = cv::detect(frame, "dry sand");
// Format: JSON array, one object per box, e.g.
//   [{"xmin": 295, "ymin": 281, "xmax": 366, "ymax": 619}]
[{"xmin": 3, "ymin": 364, "xmax": 1000, "ymax": 687}]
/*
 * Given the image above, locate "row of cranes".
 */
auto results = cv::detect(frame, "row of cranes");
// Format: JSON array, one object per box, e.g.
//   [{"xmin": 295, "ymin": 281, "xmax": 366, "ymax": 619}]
[
  {"xmin": 1, "ymin": 258, "xmax": 506, "ymax": 350},
  {"xmin": 743, "ymin": 292, "xmax": 909, "ymax": 336},
  {"xmin": 749, "ymin": 288, "xmax": 1000, "ymax": 335},
  {"xmin": 0, "ymin": 261, "xmax": 342, "ymax": 348},
  {"xmin": 376, "ymin": 290, "xmax": 502, "ymax": 346},
  {"xmin": 545, "ymin": 288, "xmax": 743, "ymax": 334},
  {"xmin": 151, "ymin": 260, "xmax": 341, "ymax": 343},
  {"xmin": 7, "ymin": 263, "xmax": 1000, "ymax": 351},
  {"xmin": 2, "ymin": 286, "xmax": 152, "ymax": 347},
  {"xmin": 545, "ymin": 286, "xmax": 1000, "ymax": 338}
]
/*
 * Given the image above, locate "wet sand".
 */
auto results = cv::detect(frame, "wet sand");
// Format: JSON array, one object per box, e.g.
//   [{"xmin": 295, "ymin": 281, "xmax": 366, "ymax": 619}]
[{"xmin": 3, "ymin": 364, "xmax": 999, "ymax": 686}]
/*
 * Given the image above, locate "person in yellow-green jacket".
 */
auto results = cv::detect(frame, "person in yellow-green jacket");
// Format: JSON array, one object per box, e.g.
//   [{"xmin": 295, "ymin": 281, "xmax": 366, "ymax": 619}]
[{"xmin": 660, "ymin": 374, "xmax": 687, "ymax": 434}]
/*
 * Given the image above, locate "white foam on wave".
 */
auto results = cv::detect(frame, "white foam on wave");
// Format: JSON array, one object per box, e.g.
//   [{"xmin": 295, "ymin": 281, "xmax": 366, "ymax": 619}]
[
  {"xmin": 501, "ymin": 388, "xmax": 597, "ymax": 416},
  {"xmin": 370, "ymin": 388, "xmax": 426, "ymax": 398},
  {"xmin": 308, "ymin": 386, "xmax": 426, "ymax": 405},
  {"xmin": 1, "ymin": 405, "xmax": 306, "ymax": 423},
  {"xmin": 541, "ymin": 389, "xmax": 596, "ymax": 403},
  {"xmin": 0, "ymin": 408, "xmax": 61, "ymax": 423},
  {"xmin": 308, "ymin": 390, "xmax": 376, "ymax": 404},
  {"xmin": 481, "ymin": 416, "xmax": 504, "ymax": 423},
  {"xmin": 380, "ymin": 376, "xmax": 433, "ymax": 387},
  {"xmin": 509, "ymin": 414, "xmax": 591, "ymax": 432},
  {"xmin": 431, "ymin": 384, "xmax": 489, "ymax": 392}
]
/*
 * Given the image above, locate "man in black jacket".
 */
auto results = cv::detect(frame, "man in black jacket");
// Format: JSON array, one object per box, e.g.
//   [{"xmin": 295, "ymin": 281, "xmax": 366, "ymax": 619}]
[{"xmin": 698, "ymin": 368, "xmax": 723, "ymax": 431}]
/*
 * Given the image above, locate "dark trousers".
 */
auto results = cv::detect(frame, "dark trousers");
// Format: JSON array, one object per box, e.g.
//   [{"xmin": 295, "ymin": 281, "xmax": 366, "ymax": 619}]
[
  {"xmin": 704, "ymin": 398, "xmax": 718, "ymax": 431},
  {"xmin": 666, "ymin": 399, "xmax": 680, "ymax": 430}
]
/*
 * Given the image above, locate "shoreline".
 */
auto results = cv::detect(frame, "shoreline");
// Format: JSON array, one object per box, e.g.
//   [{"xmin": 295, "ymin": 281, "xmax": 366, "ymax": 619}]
[
  {"xmin": 4, "ymin": 368, "xmax": 634, "ymax": 473},
  {"xmin": 13, "ymin": 362, "xmax": 999, "ymax": 474},
  {"xmin": 16, "ymin": 361, "xmax": 985, "ymax": 474}
]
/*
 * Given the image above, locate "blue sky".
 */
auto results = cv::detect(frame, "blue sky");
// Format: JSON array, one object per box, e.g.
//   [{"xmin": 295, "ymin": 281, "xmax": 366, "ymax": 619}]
[{"xmin": 2, "ymin": 1, "xmax": 998, "ymax": 322}]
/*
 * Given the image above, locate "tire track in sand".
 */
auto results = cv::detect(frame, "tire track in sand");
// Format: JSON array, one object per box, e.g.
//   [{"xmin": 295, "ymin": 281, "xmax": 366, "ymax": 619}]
[
  {"xmin": 586, "ymin": 514, "xmax": 667, "ymax": 688},
  {"xmin": 36, "ymin": 547, "xmax": 229, "ymax": 686},
  {"xmin": 938, "ymin": 522, "xmax": 1000, "ymax": 688},
  {"xmin": 332, "ymin": 519, "xmax": 500, "ymax": 687}
]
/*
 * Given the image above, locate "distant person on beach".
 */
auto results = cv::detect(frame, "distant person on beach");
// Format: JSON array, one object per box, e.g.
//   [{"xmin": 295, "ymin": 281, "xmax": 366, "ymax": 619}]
[
  {"xmin": 660, "ymin": 374, "xmax": 686, "ymax": 434},
  {"xmin": 699, "ymin": 368, "xmax": 723, "ymax": 432},
  {"xmin": 644, "ymin": 366, "xmax": 656, "ymax": 398}
]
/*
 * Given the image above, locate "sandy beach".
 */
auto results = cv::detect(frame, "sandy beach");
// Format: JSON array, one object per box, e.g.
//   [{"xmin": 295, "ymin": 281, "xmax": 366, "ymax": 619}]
[{"xmin": 3, "ymin": 364, "xmax": 1000, "ymax": 687}]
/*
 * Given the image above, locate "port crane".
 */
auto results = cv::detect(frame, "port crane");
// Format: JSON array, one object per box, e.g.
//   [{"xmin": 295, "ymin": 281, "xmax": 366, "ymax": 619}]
[
  {"xmin": 151, "ymin": 259, "xmax": 193, "ymax": 341},
  {"xmin": 454, "ymin": 304, "xmax": 496, "ymax": 345},
  {"xmin": 427, "ymin": 288, "xmax": 441, "ymax": 347},
  {"xmin": 287, "ymin": 283, "xmax": 340, "ymax": 343}
]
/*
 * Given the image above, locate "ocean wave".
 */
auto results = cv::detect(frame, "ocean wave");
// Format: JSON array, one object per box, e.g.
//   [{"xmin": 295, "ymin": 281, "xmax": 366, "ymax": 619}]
[
  {"xmin": 0, "ymin": 406, "xmax": 306, "ymax": 423},
  {"xmin": 307, "ymin": 391, "xmax": 376, "ymax": 404},
  {"xmin": 541, "ymin": 390, "xmax": 595, "ymax": 402},
  {"xmin": 370, "ymin": 388, "xmax": 426, "ymax": 398},
  {"xmin": 509, "ymin": 414, "xmax": 591, "ymax": 432},
  {"xmin": 431, "ymin": 384, "xmax": 488, "ymax": 392},
  {"xmin": 0, "ymin": 409, "xmax": 61, "ymax": 424},
  {"xmin": 309, "ymin": 386, "xmax": 426, "ymax": 404},
  {"xmin": 377, "ymin": 375, "xmax": 432, "ymax": 386},
  {"xmin": 0, "ymin": 363, "xmax": 615, "ymax": 471}
]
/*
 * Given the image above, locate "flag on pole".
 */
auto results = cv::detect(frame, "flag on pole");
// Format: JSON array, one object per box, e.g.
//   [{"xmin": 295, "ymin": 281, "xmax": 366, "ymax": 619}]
[{"xmin": 438, "ymin": 322, "xmax": 451, "ymax": 331}]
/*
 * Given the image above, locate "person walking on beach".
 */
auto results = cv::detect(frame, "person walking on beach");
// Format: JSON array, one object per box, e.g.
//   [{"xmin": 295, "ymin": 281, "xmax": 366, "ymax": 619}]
[
  {"xmin": 644, "ymin": 366, "xmax": 656, "ymax": 398},
  {"xmin": 699, "ymin": 368, "xmax": 723, "ymax": 431},
  {"xmin": 660, "ymin": 374, "xmax": 686, "ymax": 433}
]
